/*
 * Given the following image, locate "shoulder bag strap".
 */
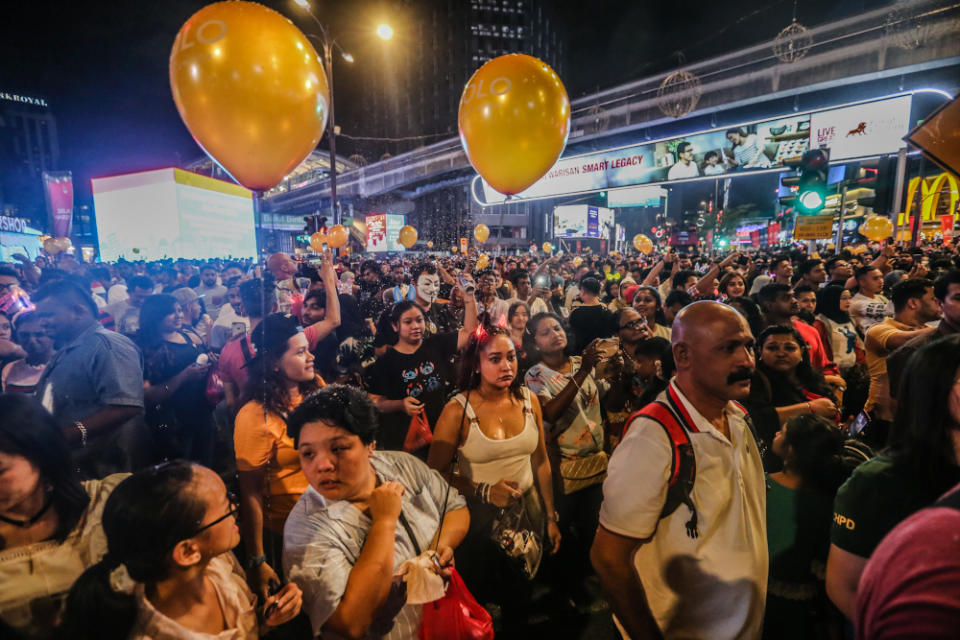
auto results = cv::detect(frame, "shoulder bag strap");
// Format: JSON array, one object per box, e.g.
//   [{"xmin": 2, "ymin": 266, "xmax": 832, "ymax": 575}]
[{"xmin": 397, "ymin": 511, "xmax": 423, "ymax": 556}]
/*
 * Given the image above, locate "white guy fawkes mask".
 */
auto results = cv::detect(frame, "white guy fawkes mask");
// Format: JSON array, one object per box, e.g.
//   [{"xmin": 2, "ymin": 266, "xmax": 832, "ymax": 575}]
[{"xmin": 416, "ymin": 274, "xmax": 440, "ymax": 304}]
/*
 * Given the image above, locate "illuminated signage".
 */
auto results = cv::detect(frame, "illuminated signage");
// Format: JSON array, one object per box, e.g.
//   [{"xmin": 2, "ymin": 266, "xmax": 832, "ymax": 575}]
[
  {"xmin": 553, "ymin": 205, "xmax": 614, "ymax": 239},
  {"xmin": 474, "ymin": 94, "xmax": 915, "ymax": 206},
  {"xmin": 0, "ymin": 216, "xmax": 30, "ymax": 233},
  {"xmin": 365, "ymin": 213, "xmax": 405, "ymax": 252},
  {"xmin": 0, "ymin": 92, "xmax": 49, "ymax": 107}
]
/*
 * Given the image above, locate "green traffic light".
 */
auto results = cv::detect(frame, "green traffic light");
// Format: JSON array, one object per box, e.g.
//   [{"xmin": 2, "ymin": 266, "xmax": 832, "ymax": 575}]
[{"xmin": 797, "ymin": 189, "xmax": 825, "ymax": 213}]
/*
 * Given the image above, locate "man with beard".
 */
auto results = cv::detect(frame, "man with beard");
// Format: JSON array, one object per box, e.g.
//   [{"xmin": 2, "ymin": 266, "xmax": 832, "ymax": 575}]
[
  {"xmin": 824, "ymin": 257, "xmax": 854, "ymax": 289},
  {"xmin": 33, "ymin": 279, "xmax": 148, "ymax": 477},
  {"xmin": 591, "ymin": 301, "xmax": 767, "ymax": 640},
  {"xmin": 794, "ymin": 259, "xmax": 827, "ymax": 291},
  {"xmin": 793, "ymin": 284, "xmax": 818, "ymax": 326},
  {"xmin": 758, "ymin": 283, "xmax": 839, "ymax": 377}
]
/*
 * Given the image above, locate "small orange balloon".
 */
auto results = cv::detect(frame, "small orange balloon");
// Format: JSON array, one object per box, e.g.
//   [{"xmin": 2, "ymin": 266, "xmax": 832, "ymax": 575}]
[
  {"xmin": 427, "ymin": 241, "xmax": 434, "ymax": 249},
  {"xmin": 474, "ymin": 224, "xmax": 490, "ymax": 243},
  {"xmin": 451, "ymin": 245, "xmax": 458, "ymax": 253},
  {"xmin": 633, "ymin": 234, "xmax": 653, "ymax": 254},
  {"xmin": 310, "ymin": 232, "xmax": 327, "ymax": 252},
  {"xmin": 542, "ymin": 242, "xmax": 553, "ymax": 254},
  {"xmin": 572, "ymin": 256, "xmax": 583, "ymax": 267},
  {"xmin": 476, "ymin": 254, "xmax": 490, "ymax": 270},
  {"xmin": 43, "ymin": 238, "xmax": 60, "ymax": 255},
  {"xmin": 169, "ymin": 1, "xmax": 330, "ymax": 191},
  {"xmin": 326, "ymin": 224, "xmax": 348, "ymax": 248},
  {"xmin": 54, "ymin": 237, "xmax": 73, "ymax": 251},
  {"xmin": 860, "ymin": 216, "xmax": 893, "ymax": 242},
  {"xmin": 398, "ymin": 225, "xmax": 418, "ymax": 249},
  {"xmin": 459, "ymin": 54, "xmax": 570, "ymax": 195}
]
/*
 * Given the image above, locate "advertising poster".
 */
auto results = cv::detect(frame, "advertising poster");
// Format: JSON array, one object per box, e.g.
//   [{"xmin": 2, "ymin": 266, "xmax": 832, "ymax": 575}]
[
  {"xmin": 586, "ymin": 206, "xmax": 599, "ymax": 237},
  {"xmin": 42, "ymin": 171, "xmax": 74, "ymax": 238},
  {"xmin": 553, "ymin": 205, "xmax": 614, "ymax": 239},
  {"xmin": 365, "ymin": 214, "xmax": 387, "ymax": 252},
  {"xmin": 476, "ymin": 95, "xmax": 915, "ymax": 205},
  {"xmin": 385, "ymin": 214, "xmax": 405, "ymax": 251}
]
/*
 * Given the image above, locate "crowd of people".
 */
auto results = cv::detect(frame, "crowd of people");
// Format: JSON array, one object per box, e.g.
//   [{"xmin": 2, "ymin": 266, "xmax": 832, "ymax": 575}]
[{"xmin": 1, "ymin": 238, "xmax": 959, "ymax": 640}]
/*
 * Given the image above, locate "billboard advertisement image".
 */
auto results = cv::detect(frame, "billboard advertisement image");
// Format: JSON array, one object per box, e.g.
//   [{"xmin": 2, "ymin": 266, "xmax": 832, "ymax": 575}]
[
  {"xmin": 365, "ymin": 213, "xmax": 406, "ymax": 252},
  {"xmin": 554, "ymin": 205, "xmax": 614, "ymax": 239}
]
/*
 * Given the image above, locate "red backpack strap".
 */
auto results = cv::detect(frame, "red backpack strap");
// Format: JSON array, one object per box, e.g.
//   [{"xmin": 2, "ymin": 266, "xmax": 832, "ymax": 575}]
[{"xmin": 626, "ymin": 401, "xmax": 690, "ymax": 487}]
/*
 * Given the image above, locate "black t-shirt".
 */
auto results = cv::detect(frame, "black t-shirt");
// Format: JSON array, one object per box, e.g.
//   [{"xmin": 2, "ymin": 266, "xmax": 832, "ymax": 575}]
[
  {"xmin": 568, "ymin": 304, "xmax": 614, "ymax": 352},
  {"xmin": 362, "ymin": 331, "xmax": 458, "ymax": 451}
]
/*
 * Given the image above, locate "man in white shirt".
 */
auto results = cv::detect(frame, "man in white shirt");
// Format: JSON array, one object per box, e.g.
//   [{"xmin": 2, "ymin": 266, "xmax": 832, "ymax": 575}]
[
  {"xmin": 591, "ymin": 301, "xmax": 767, "ymax": 640},
  {"xmin": 667, "ymin": 142, "xmax": 700, "ymax": 180},
  {"xmin": 850, "ymin": 266, "xmax": 892, "ymax": 333},
  {"xmin": 194, "ymin": 265, "xmax": 228, "ymax": 318}
]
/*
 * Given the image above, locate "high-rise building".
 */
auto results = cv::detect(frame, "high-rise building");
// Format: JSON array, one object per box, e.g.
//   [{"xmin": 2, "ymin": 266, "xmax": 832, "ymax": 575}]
[
  {"xmin": 0, "ymin": 90, "xmax": 59, "ymax": 226},
  {"xmin": 331, "ymin": 0, "xmax": 566, "ymax": 162}
]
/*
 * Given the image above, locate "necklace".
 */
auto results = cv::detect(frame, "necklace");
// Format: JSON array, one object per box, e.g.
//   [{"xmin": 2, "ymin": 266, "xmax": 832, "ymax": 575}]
[{"xmin": 0, "ymin": 493, "xmax": 54, "ymax": 528}]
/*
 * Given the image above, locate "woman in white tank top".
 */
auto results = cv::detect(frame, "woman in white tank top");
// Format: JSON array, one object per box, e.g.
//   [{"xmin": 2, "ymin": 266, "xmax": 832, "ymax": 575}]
[{"xmin": 428, "ymin": 327, "xmax": 560, "ymax": 633}]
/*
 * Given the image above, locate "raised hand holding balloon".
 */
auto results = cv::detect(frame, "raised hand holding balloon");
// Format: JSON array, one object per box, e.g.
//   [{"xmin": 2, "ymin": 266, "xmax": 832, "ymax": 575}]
[{"xmin": 169, "ymin": 2, "xmax": 330, "ymax": 191}]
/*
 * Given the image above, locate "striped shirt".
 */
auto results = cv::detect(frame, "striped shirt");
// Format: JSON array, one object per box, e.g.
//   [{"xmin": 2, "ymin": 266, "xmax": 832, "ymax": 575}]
[{"xmin": 283, "ymin": 451, "xmax": 466, "ymax": 639}]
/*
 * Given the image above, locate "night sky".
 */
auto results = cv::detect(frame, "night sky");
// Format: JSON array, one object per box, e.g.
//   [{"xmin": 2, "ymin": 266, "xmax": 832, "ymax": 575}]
[{"xmin": 2, "ymin": 0, "xmax": 881, "ymax": 204}]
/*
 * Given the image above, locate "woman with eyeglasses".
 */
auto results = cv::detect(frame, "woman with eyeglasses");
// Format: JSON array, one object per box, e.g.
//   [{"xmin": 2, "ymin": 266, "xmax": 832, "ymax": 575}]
[
  {"xmin": 0, "ymin": 394, "xmax": 125, "ymax": 639},
  {"xmin": 58, "ymin": 461, "xmax": 302, "ymax": 640},
  {"xmin": 139, "ymin": 294, "xmax": 217, "ymax": 465}
]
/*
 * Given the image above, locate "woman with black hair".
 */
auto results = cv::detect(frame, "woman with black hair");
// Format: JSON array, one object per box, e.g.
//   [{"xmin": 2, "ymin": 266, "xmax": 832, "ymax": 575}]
[
  {"xmin": 58, "ymin": 461, "xmax": 302, "ymax": 640},
  {"xmin": 764, "ymin": 415, "xmax": 849, "ymax": 640},
  {"xmin": 139, "ymin": 294, "xmax": 216, "ymax": 464},
  {"xmin": 814, "ymin": 285, "xmax": 868, "ymax": 419},
  {"xmin": 283, "ymin": 385, "xmax": 469, "ymax": 640},
  {"xmin": 234, "ymin": 313, "xmax": 323, "ymax": 607},
  {"xmin": 428, "ymin": 327, "xmax": 559, "ymax": 633},
  {"xmin": 725, "ymin": 295, "xmax": 765, "ymax": 339},
  {"xmin": 0, "ymin": 394, "xmax": 124, "ymax": 638},
  {"xmin": 826, "ymin": 335, "xmax": 960, "ymax": 620},
  {"xmin": 630, "ymin": 285, "xmax": 672, "ymax": 339},
  {"xmin": 364, "ymin": 285, "xmax": 477, "ymax": 455},
  {"xmin": 744, "ymin": 326, "xmax": 840, "ymax": 469}
]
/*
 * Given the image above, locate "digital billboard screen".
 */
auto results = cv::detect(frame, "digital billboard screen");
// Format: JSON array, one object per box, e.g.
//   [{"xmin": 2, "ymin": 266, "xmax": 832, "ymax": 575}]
[
  {"xmin": 365, "ymin": 213, "xmax": 405, "ymax": 252},
  {"xmin": 554, "ymin": 205, "xmax": 614, "ymax": 239}
]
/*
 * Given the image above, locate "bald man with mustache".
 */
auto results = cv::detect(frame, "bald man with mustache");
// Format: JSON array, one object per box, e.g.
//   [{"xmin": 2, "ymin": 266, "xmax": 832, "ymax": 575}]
[{"xmin": 591, "ymin": 301, "xmax": 768, "ymax": 640}]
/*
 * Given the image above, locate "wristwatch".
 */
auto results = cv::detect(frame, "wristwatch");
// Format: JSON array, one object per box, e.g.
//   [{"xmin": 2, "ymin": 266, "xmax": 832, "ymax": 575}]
[
  {"xmin": 246, "ymin": 554, "xmax": 267, "ymax": 570},
  {"xmin": 548, "ymin": 511, "xmax": 560, "ymax": 523}
]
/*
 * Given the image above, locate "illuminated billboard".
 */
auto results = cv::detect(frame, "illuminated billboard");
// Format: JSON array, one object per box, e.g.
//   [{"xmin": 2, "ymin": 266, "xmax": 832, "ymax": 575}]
[
  {"xmin": 553, "ymin": 205, "xmax": 614, "ymax": 239},
  {"xmin": 92, "ymin": 168, "xmax": 256, "ymax": 261},
  {"xmin": 474, "ymin": 94, "xmax": 913, "ymax": 205},
  {"xmin": 365, "ymin": 213, "xmax": 405, "ymax": 252}
]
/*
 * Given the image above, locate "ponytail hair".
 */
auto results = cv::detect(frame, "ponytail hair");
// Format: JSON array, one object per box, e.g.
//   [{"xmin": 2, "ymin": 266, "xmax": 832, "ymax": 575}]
[{"xmin": 57, "ymin": 461, "xmax": 207, "ymax": 640}]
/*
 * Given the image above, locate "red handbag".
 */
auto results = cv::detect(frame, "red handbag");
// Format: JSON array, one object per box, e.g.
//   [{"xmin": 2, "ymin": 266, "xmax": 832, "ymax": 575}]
[
  {"xmin": 418, "ymin": 568, "xmax": 493, "ymax": 640},
  {"xmin": 403, "ymin": 408, "xmax": 433, "ymax": 452}
]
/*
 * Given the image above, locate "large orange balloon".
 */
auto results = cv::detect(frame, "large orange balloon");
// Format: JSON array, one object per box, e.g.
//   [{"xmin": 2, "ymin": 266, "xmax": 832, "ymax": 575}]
[
  {"xmin": 474, "ymin": 224, "xmax": 490, "ymax": 243},
  {"xmin": 53, "ymin": 237, "xmax": 72, "ymax": 251},
  {"xmin": 459, "ymin": 54, "xmax": 570, "ymax": 195},
  {"xmin": 170, "ymin": 2, "xmax": 329, "ymax": 191},
  {"xmin": 43, "ymin": 238, "xmax": 60, "ymax": 255},
  {"xmin": 326, "ymin": 224, "xmax": 348, "ymax": 248},
  {"xmin": 860, "ymin": 216, "xmax": 893, "ymax": 242},
  {"xmin": 398, "ymin": 225, "xmax": 418, "ymax": 249}
]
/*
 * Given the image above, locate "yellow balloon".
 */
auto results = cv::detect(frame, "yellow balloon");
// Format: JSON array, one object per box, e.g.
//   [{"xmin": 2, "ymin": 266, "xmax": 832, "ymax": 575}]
[
  {"xmin": 476, "ymin": 254, "xmax": 489, "ymax": 270},
  {"xmin": 572, "ymin": 256, "xmax": 583, "ymax": 267},
  {"xmin": 542, "ymin": 242, "xmax": 553, "ymax": 254},
  {"xmin": 860, "ymin": 216, "xmax": 893, "ymax": 242},
  {"xmin": 53, "ymin": 237, "xmax": 72, "ymax": 251},
  {"xmin": 633, "ymin": 234, "xmax": 653, "ymax": 254},
  {"xmin": 398, "ymin": 225, "xmax": 418, "ymax": 249},
  {"xmin": 310, "ymin": 232, "xmax": 327, "ymax": 252},
  {"xmin": 474, "ymin": 224, "xmax": 490, "ymax": 243},
  {"xmin": 169, "ymin": 2, "xmax": 330, "ymax": 191},
  {"xmin": 326, "ymin": 224, "xmax": 348, "ymax": 248},
  {"xmin": 451, "ymin": 246, "xmax": 458, "ymax": 254},
  {"xmin": 459, "ymin": 54, "xmax": 570, "ymax": 195},
  {"xmin": 43, "ymin": 238, "xmax": 60, "ymax": 255},
  {"xmin": 427, "ymin": 241, "xmax": 434, "ymax": 249}
]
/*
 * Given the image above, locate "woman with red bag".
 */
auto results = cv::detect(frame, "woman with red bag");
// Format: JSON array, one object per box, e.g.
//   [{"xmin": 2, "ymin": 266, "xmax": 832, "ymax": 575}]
[
  {"xmin": 283, "ymin": 385, "xmax": 472, "ymax": 640},
  {"xmin": 428, "ymin": 327, "xmax": 561, "ymax": 635}
]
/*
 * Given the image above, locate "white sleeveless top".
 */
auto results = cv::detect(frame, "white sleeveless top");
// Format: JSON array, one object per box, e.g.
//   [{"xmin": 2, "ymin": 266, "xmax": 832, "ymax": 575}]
[{"xmin": 454, "ymin": 388, "xmax": 539, "ymax": 492}]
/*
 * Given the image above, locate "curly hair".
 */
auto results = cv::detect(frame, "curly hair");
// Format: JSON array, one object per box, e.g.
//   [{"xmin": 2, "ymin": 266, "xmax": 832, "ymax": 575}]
[{"xmin": 287, "ymin": 384, "xmax": 379, "ymax": 446}]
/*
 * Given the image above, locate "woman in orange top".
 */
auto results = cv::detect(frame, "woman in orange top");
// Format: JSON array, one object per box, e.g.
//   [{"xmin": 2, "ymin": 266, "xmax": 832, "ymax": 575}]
[{"xmin": 234, "ymin": 313, "xmax": 323, "ymax": 603}]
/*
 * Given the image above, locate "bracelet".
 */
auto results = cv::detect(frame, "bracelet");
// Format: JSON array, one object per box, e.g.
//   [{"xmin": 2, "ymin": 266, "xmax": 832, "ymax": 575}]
[
  {"xmin": 74, "ymin": 421, "xmax": 88, "ymax": 448},
  {"xmin": 246, "ymin": 554, "xmax": 266, "ymax": 570},
  {"xmin": 806, "ymin": 402, "xmax": 813, "ymax": 414}
]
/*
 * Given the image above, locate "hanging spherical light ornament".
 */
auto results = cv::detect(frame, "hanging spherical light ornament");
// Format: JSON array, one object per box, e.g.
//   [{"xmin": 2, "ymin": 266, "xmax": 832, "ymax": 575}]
[
  {"xmin": 773, "ymin": 20, "xmax": 812, "ymax": 63},
  {"xmin": 884, "ymin": 6, "xmax": 928, "ymax": 50},
  {"xmin": 657, "ymin": 70, "xmax": 702, "ymax": 119}
]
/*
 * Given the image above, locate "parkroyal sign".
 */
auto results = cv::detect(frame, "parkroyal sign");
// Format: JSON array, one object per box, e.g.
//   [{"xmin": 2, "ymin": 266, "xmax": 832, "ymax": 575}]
[
  {"xmin": 0, "ymin": 92, "xmax": 49, "ymax": 107},
  {"xmin": 473, "ymin": 93, "xmax": 914, "ymax": 206}
]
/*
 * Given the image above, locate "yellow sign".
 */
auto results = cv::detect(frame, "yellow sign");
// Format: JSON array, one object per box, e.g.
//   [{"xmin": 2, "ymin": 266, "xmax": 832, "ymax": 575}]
[
  {"xmin": 897, "ymin": 172, "xmax": 959, "ymax": 225},
  {"xmin": 794, "ymin": 215, "xmax": 834, "ymax": 240}
]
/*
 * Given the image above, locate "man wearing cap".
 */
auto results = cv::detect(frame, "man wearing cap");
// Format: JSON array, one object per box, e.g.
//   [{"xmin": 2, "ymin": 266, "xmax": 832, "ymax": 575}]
[{"xmin": 172, "ymin": 287, "xmax": 212, "ymax": 344}]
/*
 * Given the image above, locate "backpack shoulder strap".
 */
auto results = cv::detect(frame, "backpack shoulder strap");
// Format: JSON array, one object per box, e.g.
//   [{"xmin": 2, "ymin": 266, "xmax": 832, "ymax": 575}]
[{"xmin": 239, "ymin": 335, "xmax": 254, "ymax": 364}]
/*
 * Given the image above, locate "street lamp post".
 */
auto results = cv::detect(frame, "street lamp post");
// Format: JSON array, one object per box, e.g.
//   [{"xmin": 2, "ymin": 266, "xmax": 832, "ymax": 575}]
[{"xmin": 293, "ymin": 0, "xmax": 392, "ymax": 230}]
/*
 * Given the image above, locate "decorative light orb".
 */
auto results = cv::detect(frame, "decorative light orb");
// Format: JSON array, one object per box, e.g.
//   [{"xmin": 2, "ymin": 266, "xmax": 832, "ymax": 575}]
[
  {"xmin": 773, "ymin": 20, "xmax": 812, "ymax": 63},
  {"xmin": 657, "ymin": 70, "xmax": 702, "ymax": 118}
]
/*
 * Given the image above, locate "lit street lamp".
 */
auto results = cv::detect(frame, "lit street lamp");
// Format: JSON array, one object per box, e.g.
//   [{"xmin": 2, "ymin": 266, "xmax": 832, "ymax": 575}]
[{"xmin": 292, "ymin": 0, "xmax": 392, "ymax": 228}]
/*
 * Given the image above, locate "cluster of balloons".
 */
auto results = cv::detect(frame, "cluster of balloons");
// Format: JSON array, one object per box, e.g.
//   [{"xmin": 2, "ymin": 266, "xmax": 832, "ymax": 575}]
[
  {"xmin": 459, "ymin": 54, "xmax": 570, "ymax": 196},
  {"xmin": 42, "ymin": 237, "xmax": 72, "ymax": 255},
  {"xmin": 860, "ymin": 216, "xmax": 894, "ymax": 242},
  {"xmin": 309, "ymin": 225, "xmax": 349, "ymax": 252},
  {"xmin": 633, "ymin": 233, "xmax": 653, "ymax": 254},
  {"xmin": 170, "ymin": 2, "xmax": 330, "ymax": 192}
]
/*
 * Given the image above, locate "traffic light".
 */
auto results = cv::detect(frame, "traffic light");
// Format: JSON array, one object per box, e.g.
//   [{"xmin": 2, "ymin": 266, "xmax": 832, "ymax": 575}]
[
  {"xmin": 795, "ymin": 149, "xmax": 830, "ymax": 214},
  {"xmin": 852, "ymin": 157, "xmax": 896, "ymax": 214}
]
